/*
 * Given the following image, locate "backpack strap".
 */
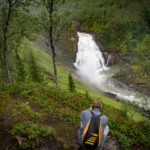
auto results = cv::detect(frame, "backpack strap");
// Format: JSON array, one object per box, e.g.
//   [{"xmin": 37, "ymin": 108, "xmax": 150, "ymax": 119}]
[
  {"xmin": 99, "ymin": 113, "xmax": 103, "ymax": 118},
  {"xmin": 82, "ymin": 120, "xmax": 91, "ymax": 141},
  {"xmin": 98, "ymin": 120, "xmax": 103, "ymax": 145},
  {"xmin": 91, "ymin": 110, "xmax": 103, "ymax": 118}
]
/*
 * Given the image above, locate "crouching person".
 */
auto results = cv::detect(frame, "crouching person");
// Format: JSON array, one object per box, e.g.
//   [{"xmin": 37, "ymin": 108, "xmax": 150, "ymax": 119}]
[{"xmin": 77, "ymin": 101, "xmax": 109, "ymax": 150}]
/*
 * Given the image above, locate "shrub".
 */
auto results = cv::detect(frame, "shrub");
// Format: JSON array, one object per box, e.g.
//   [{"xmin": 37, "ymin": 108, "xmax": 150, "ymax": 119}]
[
  {"xmin": 28, "ymin": 53, "xmax": 42, "ymax": 82},
  {"xmin": 11, "ymin": 122, "xmax": 56, "ymax": 149},
  {"xmin": 13, "ymin": 102, "xmax": 42, "ymax": 123},
  {"xmin": 16, "ymin": 53, "xmax": 26, "ymax": 82},
  {"xmin": 68, "ymin": 73, "xmax": 76, "ymax": 92},
  {"xmin": 134, "ymin": 34, "xmax": 150, "ymax": 75},
  {"xmin": 112, "ymin": 131, "xmax": 133, "ymax": 150}
]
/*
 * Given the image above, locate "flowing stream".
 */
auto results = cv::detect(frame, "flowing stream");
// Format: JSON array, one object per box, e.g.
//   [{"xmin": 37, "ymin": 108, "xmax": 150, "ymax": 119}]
[{"xmin": 74, "ymin": 32, "xmax": 150, "ymax": 111}]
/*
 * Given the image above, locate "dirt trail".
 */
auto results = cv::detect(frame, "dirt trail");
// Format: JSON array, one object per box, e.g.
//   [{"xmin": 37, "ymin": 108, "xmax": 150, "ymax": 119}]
[{"xmin": 103, "ymin": 136, "xmax": 120, "ymax": 150}]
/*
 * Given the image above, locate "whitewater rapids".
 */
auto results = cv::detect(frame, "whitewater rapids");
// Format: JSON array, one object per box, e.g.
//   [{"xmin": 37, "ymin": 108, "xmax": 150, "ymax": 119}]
[{"xmin": 74, "ymin": 32, "xmax": 150, "ymax": 110}]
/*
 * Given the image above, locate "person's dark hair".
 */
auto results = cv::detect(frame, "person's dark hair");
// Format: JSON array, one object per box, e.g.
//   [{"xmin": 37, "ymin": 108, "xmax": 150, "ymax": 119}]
[{"xmin": 92, "ymin": 101, "xmax": 102, "ymax": 109}]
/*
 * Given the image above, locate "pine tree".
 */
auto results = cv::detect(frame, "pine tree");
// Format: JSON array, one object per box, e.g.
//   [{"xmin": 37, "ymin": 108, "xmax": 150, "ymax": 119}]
[
  {"xmin": 85, "ymin": 91, "xmax": 92, "ymax": 104},
  {"xmin": 28, "ymin": 54, "xmax": 42, "ymax": 82},
  {"xmin": 16, "ymin": 53, "xmax": 26, "ymax": 82},
  {"xmin": 85, "ymin": 91, "xmax": 90, "ymax": 99},
  {"xmin": 68, "ymin": 73, "xmax": 76, "ymax": 92}
]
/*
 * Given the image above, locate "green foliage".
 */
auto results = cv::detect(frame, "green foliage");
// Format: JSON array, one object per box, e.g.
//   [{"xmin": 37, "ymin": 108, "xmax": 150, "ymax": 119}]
[
  {"xmin": 109, "ymin": 114, "xmax": 150, "ymax": 150},
  {"xmin": 61, "ymin": 0, "xmax": 150, "ymax": 77},
  {"xmin": 112, "ymin": 131, "xmax": 133, "ymax": 150},
  {"xmin": 16, "ymin": 53, "xmax": 26, "ymax": 82},
  {"xmin": 0, "ymin": 0, "xmax": 40, "ymax": 83},
  {"xmin": 68, "ymin": 73, "xmax": 76, "ymax": 92},
  {"xmin": 57, "ymin": 137, "xmax": 70, "ymax": 150},
  {"xmin": 120, "ymin": 102, "xmax": 134, "ymax": 120},
  {"xmin": 0, "ymin": 83, "xmax": 150, "ymax": 150},
  {"xmin": 134, "ymin": 34, "xmax": 150, "ymax": 75},
  {"xmin": 28, "ymin": 53, "xmax": 42, "ymax": 82},
  {"xmin": 85, "ymin": 91, "xmax": 90, "ymax": 100},
  {"xmin": 13, "ymin": 102, "xmax": 42, "ymax": 123},
  {"xmin": 11, "ymin": 122, "xmax": 55, "ymax": 149}
]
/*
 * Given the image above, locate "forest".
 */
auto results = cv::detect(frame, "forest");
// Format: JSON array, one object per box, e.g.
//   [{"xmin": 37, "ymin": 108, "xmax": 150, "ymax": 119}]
[{"xmin": 0, "ymin": 0, "xmax": 150, "ymax": 150}]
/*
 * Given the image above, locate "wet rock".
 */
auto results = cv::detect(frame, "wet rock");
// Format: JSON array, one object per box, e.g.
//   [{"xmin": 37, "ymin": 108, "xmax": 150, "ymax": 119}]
[
  {"xmin": 102, "ymin": 51, "xmax": 121, "ymax": 66},
  {"xmin": 70, "ymin": 37, "xmax": 76, "ymax": 41},
  {"xmin": 103, "ymin": 52, "xmax": 109, "ymax": 59},
  {"xmin": 16, "ymin": 136, "xmax": 24, "ymax": 146},
  {"xmin": 104, "ymin": 92, "xmax": 117, "ymax": 99},
  {"xmin": 103, "ymin": 136, "xmax": 120, "ymax": 150},
  {"xmin": 129, "ymin": 84, "xmax": 150, "ymax": 97},
  {"xmin": 109, "ymin": 53, "xmax": 121, "ymax": 66}
]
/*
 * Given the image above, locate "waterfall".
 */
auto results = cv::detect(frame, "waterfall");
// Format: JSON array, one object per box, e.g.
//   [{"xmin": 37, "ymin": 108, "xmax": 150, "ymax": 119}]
[
  {"xmin": 74, "ymin": 32, "xmax": 108, "ymax": 84},
  {"xmin": 74, "ymin": 32, "xmax": 150, "ymax": 110}
]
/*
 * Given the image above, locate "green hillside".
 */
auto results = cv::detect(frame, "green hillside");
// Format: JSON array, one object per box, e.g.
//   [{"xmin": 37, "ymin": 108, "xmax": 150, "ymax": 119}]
[
  {"xmin": 20, "ymin": 38, "xmax": 147, "ymax": 121},
  {"xmin": 0, "ymin": 37, "xmax": 149, "ymax": 149},
  {"xmin": 0, "ymin": 0, "xmax": 150, "ymax": 150}
]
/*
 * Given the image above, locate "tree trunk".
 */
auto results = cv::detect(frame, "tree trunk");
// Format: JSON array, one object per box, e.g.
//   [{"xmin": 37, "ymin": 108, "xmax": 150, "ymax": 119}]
[
  {"xmin": 1, "ymin": 1, "xmax": 12, "ymax": 83},
  {"xmin": 1, "ymin": 47, "xmax": 10, "ymax": 83},
  {"xmin": 51, "ymin": 45, "xmax": 58, "ymax": 86},
  {"xmin": 48, "ymin": 0, "xmax": 58, "ymax": 86}
]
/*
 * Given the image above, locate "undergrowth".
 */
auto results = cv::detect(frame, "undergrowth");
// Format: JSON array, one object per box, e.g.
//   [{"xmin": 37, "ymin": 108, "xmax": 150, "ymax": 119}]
[{"xmin": 0, "ymin": 83, "xmax": 150, "ymax": 150}]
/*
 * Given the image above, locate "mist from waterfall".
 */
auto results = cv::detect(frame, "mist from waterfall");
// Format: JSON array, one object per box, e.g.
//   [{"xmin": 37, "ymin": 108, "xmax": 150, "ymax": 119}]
[{"xmin": 74, "ymin": 32, "xmax": 150, "ymax": 110}]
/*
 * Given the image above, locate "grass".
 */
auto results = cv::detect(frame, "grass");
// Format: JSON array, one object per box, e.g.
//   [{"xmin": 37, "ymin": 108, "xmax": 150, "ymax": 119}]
[
  {"xmin": 19, "ymin": 37, "xmax": 148, "ymax": 122},
  {"xmin": 0, "ymin": 90, "xmax": 71, "ymax": 150},
  {"xmin": 0, "ymin": 83, "xmax": 149, "ymax": 150}
]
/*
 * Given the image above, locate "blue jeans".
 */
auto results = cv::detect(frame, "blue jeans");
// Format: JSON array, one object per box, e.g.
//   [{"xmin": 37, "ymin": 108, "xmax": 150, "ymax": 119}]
[{"xmin": 77, "ymin": 128, "xmax": 83, "ymax": 144}]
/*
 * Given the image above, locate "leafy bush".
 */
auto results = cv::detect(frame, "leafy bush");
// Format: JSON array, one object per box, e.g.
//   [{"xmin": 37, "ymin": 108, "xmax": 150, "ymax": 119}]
[
  {"xmin": 11, "ymin": 122, "xmax": 55, "ymax": 149},
  {"xmin": 13, "ymin": 102, "xmax": 42, "ymax": 123},
  {"xmin": 1, "ymin": 83, "xmax": 150, "ymax": 150},
  {"xmin": 112, "ymin": 131, "xmax": 133, "ymax": 150},
  {"xmin": 134, "ymin": 34, "xmax": 150, "ymax": 75},
  {"xmin": 68, "ymin": 73, "xmax": 76, "ymax": 92},
  {"xmin": 16, "ymin": 53, "xmax": 26, "ymax": 82},
  {"xmin": 11, "ymin": 122, "xmax": 71, "ymax": 149},
  {"xmin": 28, "ymin": 53, "xmax": 42, "ymax": 82}
]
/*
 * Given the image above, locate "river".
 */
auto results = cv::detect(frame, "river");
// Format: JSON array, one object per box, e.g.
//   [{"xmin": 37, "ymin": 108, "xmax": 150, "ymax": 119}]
[{"xmin": 74, "ymin": 32, "xmax": 150, "ymax": 111}]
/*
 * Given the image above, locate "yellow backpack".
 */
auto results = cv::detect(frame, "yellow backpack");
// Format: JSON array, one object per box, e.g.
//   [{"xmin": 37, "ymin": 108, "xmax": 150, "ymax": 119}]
[{"xmin": 82, "ymin": 112, "xmax": 103, "ymax": 149}]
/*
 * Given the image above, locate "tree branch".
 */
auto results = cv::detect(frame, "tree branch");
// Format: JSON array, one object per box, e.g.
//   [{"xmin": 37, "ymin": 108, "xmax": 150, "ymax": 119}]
[{"xmin": 12, "ymin": 0, "xmax": 20, "ymax": 7}]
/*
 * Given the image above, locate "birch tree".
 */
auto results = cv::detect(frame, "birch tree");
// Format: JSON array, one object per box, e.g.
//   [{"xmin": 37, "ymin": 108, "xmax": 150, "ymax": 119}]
[
  {"xmin": 41, "ymin": 0, "xmax": 67, "ymax": 86},
  {"xmin": 0, "ymin": 0, "xmax": 37, "ymax": 83}
]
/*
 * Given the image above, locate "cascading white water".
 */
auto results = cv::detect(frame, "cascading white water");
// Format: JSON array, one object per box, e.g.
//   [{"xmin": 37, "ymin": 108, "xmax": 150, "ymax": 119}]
[
  {"xmin": 74, "ymin": 32, "xmax": 150, "ymax": 110},
  {"xmin": 74, "ymin": 32, "xmax": 108, "ymax": 84}
]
